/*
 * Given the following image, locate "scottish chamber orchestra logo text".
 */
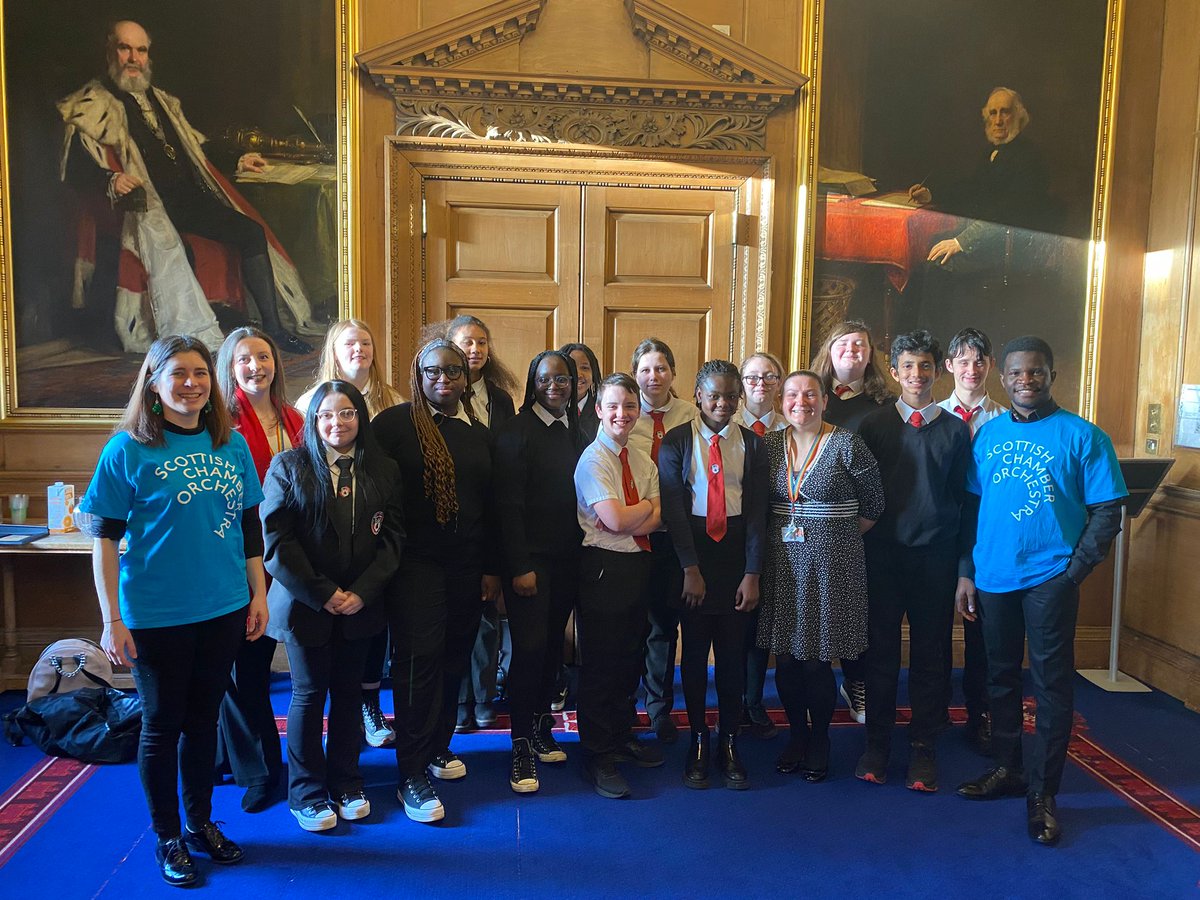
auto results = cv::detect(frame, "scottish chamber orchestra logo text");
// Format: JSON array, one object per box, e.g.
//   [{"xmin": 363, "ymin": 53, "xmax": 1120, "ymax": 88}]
[
  {"xmin": 153, "ymin": 452, "xmax": 244, "ymax": 538},
  {"xmin": 984, "ymin": 439, "xmax": 1056, "ymax": 521}
]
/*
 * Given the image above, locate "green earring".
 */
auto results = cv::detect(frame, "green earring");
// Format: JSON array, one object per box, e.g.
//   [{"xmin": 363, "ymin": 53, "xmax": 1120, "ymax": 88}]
[
  {"xmin": 204, "ymin": 400, "xmax": 213, "ymax": 413},
  {"xmin": 151, "ymin": 399, "xmax": 163, "ymax": 415}
]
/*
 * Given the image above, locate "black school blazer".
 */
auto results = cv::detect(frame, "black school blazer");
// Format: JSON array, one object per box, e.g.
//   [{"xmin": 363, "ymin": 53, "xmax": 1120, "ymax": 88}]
[
  {"xmin": 657, "ymin": 421, "xmax": 768, "ymax": 573},
  {"xmin": 262, "ymin": 449, "xmax": 405, "ymax": 646}
]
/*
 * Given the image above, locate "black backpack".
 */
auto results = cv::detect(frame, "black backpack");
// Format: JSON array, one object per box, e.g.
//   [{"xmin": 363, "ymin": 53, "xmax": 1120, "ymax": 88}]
[{"xmin": 3, "ymin": 655, "xmax": 142, "ymax": 764}]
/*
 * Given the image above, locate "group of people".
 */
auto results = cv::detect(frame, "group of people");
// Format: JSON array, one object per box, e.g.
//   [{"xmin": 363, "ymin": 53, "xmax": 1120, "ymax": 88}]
[{"xmin": 79, "ymin": 313, "xmax": 1126, "ymax": 888}]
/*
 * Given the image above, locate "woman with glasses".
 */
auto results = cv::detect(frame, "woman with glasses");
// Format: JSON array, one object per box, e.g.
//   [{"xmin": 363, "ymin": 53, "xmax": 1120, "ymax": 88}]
[
  {"xmin": 493, "ymin": 351, "xmax": 584, "ymax": 792},
  {"xmin": 261, "ymin": 382, "xmax": 404, "ymax": 833},
  {"xmin": 372, "ymin": 340, "xmax": 501, "ymax": 823},
  {"xmin": 736, "ymin": 352, "xmax": 788, "ymax": 741}
]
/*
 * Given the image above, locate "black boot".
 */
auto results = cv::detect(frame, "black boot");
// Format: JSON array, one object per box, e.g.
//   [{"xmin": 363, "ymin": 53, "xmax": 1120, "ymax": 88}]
[
  {"xmin": 242, "ymin": 253, "xmax": 312, "ymax": 354},
  {"xmin": 717, "ymin": 731, "xmax": 748, "ymax": 790},
  {"xmin": 684, "ymin": 729, "xmax": 710, "ymax": 789}
]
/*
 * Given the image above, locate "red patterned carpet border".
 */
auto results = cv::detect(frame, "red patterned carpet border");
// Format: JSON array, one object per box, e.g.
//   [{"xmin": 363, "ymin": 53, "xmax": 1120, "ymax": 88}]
[{"xmin": 0, "ymin": 756, "xmax": 96, "ymax": 868}]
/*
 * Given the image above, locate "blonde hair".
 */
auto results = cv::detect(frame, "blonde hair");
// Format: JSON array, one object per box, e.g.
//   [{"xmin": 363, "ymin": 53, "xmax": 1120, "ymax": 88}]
[{"xmin": 310, "ymin": 319, "xmax": 402, "ymax": 417}]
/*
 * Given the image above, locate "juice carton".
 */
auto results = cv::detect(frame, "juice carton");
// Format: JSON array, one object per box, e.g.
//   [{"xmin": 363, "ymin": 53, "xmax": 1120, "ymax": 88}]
[{"xmin": 47, "ymin": 482, "xmax": 76, "ymax": 533}]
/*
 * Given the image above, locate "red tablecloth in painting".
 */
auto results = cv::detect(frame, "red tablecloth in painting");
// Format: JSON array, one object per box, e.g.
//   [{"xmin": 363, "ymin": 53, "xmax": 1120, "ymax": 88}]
[{"xmin": 816, "ymin": 195, "xmax": 961, "ymax": 292}]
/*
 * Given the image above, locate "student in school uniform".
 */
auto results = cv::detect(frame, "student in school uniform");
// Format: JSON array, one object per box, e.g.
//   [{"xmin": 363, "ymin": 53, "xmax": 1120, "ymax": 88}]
[
  {"xmin": 937, "ymin": 328, "xmax": 1007, "ymax": 756},
  {"xmin": 373, "ymin": 340, "xmax": 502, "ymax": 824},
  {"xmin": 574, "ymin": 373, "xmax": 664, "ymax": 799},
  {"xmin": 658, "ymin": 360, "xmax": 768, "ymax": 790},
  {"xmin": 261, "ymin": 381, "xmax": 405, "ymax": 833},
  {"xmin": 494, "ymin": 350, "xmax": 585, "ymax": 793},
  {"xmin": 560, "ymin": 342, "xmax": 603, "ymax": 444},
  {"xmin": 445, "ymin": 315, "xmax": 518, "ymax": 731},
  {"xmin": 737, "ymin": 351, "xmax": 788, "ymax": 739},
  {"xmin": 629, "ymin": 337, "xmax": 699, "ymax": 744},
  {"xmin": 855, "ymin": 330, "xmax": 973, "ymax": 793},
  {"xmin": 809, "ymin": 321, "xmax": 894, "ymax": 722}
]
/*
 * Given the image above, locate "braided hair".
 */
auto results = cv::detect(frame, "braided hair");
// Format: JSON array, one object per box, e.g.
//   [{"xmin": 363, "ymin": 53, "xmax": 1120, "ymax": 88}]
[
  {"xmin": 408, "ymin": 339, "xmax": 473, "ymax": 526},
  {"xmin": 693, "ymin": 358, "xmax": 742, "ymax": 397}
]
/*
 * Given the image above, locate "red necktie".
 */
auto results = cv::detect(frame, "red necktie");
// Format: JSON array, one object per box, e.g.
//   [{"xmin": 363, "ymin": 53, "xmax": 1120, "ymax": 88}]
[
  {"xmin": 954, "ymin": 405, "xmax": 975, "ymax": 425},
  {"xmin": 752, "ymin": 420, "xmax": 766, "ymax": 438},
  {"xmin": 834, "ymin": 385, "xmax": 851, "ymax": 398},
  {"xmin": 908, "ymin": 410, "xmax": 924, "ymax": 428},
  {"xmin": 649, "ymin": 411, "xmax": 666, "ymax": 464},
  {"xmin": 619, "ymin": 448, "xmax": 652, "ymax": 552},
  {"xmin": 706, "ymin": 435, "xmax": 727, "ymax": 542}
]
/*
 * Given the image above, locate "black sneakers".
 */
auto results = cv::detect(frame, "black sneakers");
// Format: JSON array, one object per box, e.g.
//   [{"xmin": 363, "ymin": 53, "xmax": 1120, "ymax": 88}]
[
  {"xmin": 531, "ymin": 713, "xmax": 567, "ymax": 763},
  {"xmin": 906, "ymin": 743, "xmax": 939, "ymax": 792},
  {"xmin": 510, "ymin": 737, "xmax": 540, "ymax": 793}
]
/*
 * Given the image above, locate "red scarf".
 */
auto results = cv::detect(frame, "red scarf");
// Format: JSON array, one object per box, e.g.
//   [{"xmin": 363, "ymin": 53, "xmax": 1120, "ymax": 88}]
[{"xmin": 233, "ymin": 387, "xmax": 303, "ymax": 484}]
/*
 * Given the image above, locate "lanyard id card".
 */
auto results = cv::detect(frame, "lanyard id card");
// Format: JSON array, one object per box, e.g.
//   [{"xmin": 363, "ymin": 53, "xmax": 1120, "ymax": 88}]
[
  {"xmin": 781, "ymin": 522, "xmax": 805, "ymax": 543},
  {"xmin": 783, "ymin": 423, "xmax": 829, "ymax": 545}
]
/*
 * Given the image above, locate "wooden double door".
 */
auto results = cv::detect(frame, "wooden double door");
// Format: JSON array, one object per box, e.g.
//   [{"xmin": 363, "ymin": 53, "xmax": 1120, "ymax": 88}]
[{"xmin": 424, "ymin": 179, "xmax": 738, "ymax": 385}]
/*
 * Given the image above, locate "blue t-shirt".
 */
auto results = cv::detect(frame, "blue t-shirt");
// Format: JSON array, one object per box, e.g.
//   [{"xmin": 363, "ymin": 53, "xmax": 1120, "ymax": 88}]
[
  {"xmin": 79, "ymin": 429, "xmax": 264, "ymax": 629},
  {"xmin": 967, "ymin": 409, "xmax": 1126, "ymax": 593}
]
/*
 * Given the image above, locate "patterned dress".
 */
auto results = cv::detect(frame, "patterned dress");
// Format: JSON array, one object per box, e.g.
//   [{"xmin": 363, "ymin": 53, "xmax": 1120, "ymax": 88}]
[{"xmin": 758, "ymin": 426, "xmax": 885, "ymax": 661}]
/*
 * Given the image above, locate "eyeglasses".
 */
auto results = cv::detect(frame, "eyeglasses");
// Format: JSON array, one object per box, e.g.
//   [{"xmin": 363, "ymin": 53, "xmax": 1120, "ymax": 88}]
[
  {"xmin": 743, "ymin": 374, "xmax": 780, "ymax": 385},
  {"xmin": 535, "ymin": 375, "xmax": 572, "ymax": 387},
  {"xmin": 421, "ymin": 365, "xmax": 465, "ymax": 380},
  {"xmin": 316, "ymin": 409, "xmax": 358, "ymax": 422}
]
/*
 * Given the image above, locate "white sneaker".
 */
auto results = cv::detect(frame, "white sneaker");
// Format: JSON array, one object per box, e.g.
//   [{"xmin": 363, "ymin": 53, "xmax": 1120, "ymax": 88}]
[
  {"xmin": 840, "ymin": 680, "xmax": 867, "ymax": 725},
  {"xmin": 362, "ymin": 700, "xmax": 395, "ymax": 748},
  {"xmin": 428, "ymin": 750, "xmax": 467, "ymax": 780},
  {"xmin": 292, "ymin": 801, "xmax": 337, "ymax": 832},
  {"xmin": 335, "ymin": 791, "xmax": 371, "ymax": 820}
]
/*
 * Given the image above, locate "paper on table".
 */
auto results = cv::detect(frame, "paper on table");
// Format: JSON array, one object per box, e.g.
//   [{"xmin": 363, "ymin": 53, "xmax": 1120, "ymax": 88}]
[
  {"xmin": 235, "ymin": 163, "xmax": 336, "ymax": 185},
  {"xmin": 861, "ymin": 191, "xmax": 923, "ymax": 210}
]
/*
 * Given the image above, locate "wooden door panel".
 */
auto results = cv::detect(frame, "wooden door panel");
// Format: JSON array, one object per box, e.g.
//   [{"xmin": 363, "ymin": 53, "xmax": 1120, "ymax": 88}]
[
  {"xmin": 583, "ymin": 185, "xmax": 735, "ymax": 381},
  {"xmin": 607, "ymin": 309, "xmax": 709, "ymax": 389},
  {"xmin": 425, "ymin": 180, "xmax": 580, "ymax": 356}
]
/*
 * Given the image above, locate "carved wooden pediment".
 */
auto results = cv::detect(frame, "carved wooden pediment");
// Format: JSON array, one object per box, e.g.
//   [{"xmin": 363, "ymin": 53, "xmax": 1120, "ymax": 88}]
[{"xmin": 357, "ymin": 0, "xmax": 807, "ymax": 151}]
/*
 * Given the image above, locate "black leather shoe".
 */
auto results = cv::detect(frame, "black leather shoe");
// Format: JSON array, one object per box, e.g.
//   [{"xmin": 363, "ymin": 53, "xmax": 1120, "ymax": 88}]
[
  {"xmin": 652, "ymin": 715, "xmax": 680, "ymax": 744},
  {"xmin": 956, "ymin": 766, "xmax": 1028, "ymax": 800},
  {"xmin": 271, "ymin": 329, "xmax": 314, "ymax": 355},
  {"xmin": 802, "ymin": 732, "xmax": 830, "ymax": 783},
  {"xmin": 717, "ymin": 732, "xmax": 748, "ymax": 790},
  {"xmin": 156, "ymin": 836, "xmax": 199, "ymax": 887},
  {"xmin": 613, "ymin": 737, "xmax": 665, "ymax": 767},
  {"xmin": 684, "ymin": 729, "xmax": 711, "ymax": 789},
  {"xmin": 775, "ymin": 733, "xmax": 808, "ymax": 775},
  {"xmin": 184, "ymin": 820, "xmax": 244, "ymax": 864},
  {"xmin": 583, "ymin": 755, "xmax": 630, "ymax": 799},
  {"xmin": 1027, "ymin": 792, "xmax": 1062, "ymax": 846},
  {"xmin": 965, "ymin": 714, "xmax": 993, "ymax": 757}
]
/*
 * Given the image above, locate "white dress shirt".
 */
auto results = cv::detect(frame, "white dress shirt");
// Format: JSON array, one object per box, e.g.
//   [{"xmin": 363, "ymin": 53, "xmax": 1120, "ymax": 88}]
[
  {"xmin": 741, "ymin": 408, "xmax": 786, "ymax": 433},
  {"xmin": 689, "ymin": 420, "xmax": 745, "ymax": 517},
  {"xmin": 896, "ymin": 398, "xmax": 942, "ymax": 425},
  {"xmin": 628, "ymin": 396, "xmax": 698, "ymax": 458},
  {"xmin": 937, "ymin": 393, "xmax": 1007, "ymax": 438},
  {"xmin": 574, "ymin": 431, "xmax": 659, "ymax": 553}
]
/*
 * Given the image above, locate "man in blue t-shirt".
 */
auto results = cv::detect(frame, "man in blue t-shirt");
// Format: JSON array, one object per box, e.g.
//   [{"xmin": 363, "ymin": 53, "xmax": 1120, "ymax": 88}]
[{"xmin": 953, "ymin": 336, "xmax": 1126, "ymax": 847}]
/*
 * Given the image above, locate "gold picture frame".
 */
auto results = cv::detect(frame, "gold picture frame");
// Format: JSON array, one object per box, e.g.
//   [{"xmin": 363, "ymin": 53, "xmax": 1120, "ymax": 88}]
[
  {"xmin": 795, "ymin": 0, "xmax": 1124, "ymax": 419},
  {"xmin": 0, "ymin": 0, "xmax": 357, "ymax": 425}
]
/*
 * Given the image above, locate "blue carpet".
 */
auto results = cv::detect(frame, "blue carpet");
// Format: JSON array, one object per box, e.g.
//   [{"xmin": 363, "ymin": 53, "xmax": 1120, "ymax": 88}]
[{"xmin": 2, "ymin": 672, "xmax": 1198, "ymax": 898}]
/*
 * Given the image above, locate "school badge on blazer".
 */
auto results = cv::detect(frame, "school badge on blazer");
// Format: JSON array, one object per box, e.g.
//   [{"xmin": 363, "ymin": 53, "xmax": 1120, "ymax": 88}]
[{"xmin": 371, "ymin": 512, "xmax": 384, "ymax": 535}]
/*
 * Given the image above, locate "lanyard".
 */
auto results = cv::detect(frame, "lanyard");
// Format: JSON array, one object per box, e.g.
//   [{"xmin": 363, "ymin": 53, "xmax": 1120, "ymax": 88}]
[{"xmin": 786, "ymin": 423, "xmax": 829, "ymax": 508}]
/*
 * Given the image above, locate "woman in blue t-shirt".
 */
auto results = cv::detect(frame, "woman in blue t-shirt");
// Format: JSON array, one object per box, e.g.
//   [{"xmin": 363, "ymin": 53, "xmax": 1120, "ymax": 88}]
[{"xmin": 79, "ymin": 335, "xmax": 267, "ymax": 888}]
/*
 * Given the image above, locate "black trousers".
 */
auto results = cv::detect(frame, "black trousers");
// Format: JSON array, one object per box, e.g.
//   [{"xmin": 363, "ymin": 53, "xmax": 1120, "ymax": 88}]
[
  {"xmin": 361, "ymin": 626, "xmax": 390, "ymax": 687},
  {"xmin": 283, "ymin": 623, "xmax": 370, "ymax": 808},
  {"xmin": 742, "ymin": 606, "xmax": 770, "ymax": 710},
  {"xmin": 642, "ymin": 531, "xmax": 681, "ymax": 723},
  {"xmin": 864, "ymin": 540, "xmax": 957, "ymax": 748},
  {"xmin": 979, "ymin": 572, "xmax": 1079, "ymax": 796},
  {"xmin": 387, "ymin": 558, "xmax": 483, "ymax": 779},
  {"xmin": 577, "ymin": 548, "xmax": 652, "ymax": 757},
  {"xmin": 129, "ymin": 606, "xmax": 246, "ymax": 838},
  {"xmin": 506, "ymin": 552, "xmax": 579, "ymax": 739},
  {"xmin": 775, "ymin": 655, "xmax": 836, "ymax": 737},
  {"xmin": 215, "ymin": 633, "xmax": 282, "ymax": 788},
  {"xmin": 947, "ymin": 613, "xmax": 989, "ymax": 719},
  {"xmin": 679, "ymin": 609, "xmax": 747, "ymax": 734},
  {"xmin": 839, "ymin": 654, "xmax": 867, "ymax": 685}
]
